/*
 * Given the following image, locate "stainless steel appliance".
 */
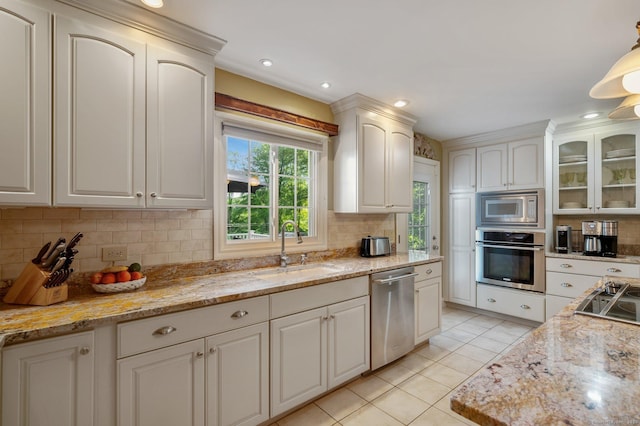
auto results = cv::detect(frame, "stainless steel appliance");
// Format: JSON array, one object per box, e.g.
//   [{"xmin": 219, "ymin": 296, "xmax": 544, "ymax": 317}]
[
  {"xmin": 475, "ymin": 229, "xmax": 545, "ymax": 293},
  {"xmin": 582, "ymin": 221, "xmax": 602, "ymax": 256},
  {"xmin": 555, "ymin": 225, "xmax": 572, "ymax": 254},
  {"xmin": 361, "ymin": 236, "xmax": 391, "ymax": 257},
  {"xmin": 370, "ymin": 266, "xmax": 417, "ymax": 370},
  {"xmin": 576, "ymin": 279, "xmax": 640, "ymax": 326},
  {"xmin": 601, "ymin": 220, "xmax": 618, "ymax": 258},
  {"xmin": 476, "ymin": 189, "xmax": 544, "ymax": 228}
]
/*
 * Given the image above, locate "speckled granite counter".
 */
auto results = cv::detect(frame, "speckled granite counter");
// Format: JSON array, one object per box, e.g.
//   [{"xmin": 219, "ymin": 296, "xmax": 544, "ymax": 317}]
[
  {"xmin": 546, "ymin": 251, "xmax": 640, "ymax": 264},
  {"xmin": 0, "ymin": 253, "xmax": 441, "ymax": 348},
  {"xmin": 451, "ymin": 277, "xmax": 640, "ymax": 425}
]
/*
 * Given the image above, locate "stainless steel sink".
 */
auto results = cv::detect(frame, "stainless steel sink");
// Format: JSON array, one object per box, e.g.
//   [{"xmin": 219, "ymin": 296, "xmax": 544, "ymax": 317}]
[
  {"xmin": 253, "ymin": 264, "xmax": 344, "ymax": 280},
  {"xmin": 575, "ymin": 280, "xmax": 640, "ymax": 326}
]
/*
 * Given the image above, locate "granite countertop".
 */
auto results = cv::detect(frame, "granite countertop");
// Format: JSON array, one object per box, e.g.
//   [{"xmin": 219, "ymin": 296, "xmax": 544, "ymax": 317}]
[
  {"xmin": 546, "ymin": 251, "xmax": 640, "ymax": 264},
  {"xmin": 0, "ymin": 253, "xmax": 441, "ymax": 348},
  {"xmin": 451, "ymin": 277, "xmax": 640, "ymax": 425}
]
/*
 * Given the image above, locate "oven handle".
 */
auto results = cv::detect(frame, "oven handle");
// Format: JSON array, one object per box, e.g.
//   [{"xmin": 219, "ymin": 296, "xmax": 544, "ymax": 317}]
[
  {"xmin": 373, "ymin": 272, "xmax": 419, "ymax": 284},
  {"xmin": 475, "ymin": 243, "xmax": 544, "ymax": 252}
]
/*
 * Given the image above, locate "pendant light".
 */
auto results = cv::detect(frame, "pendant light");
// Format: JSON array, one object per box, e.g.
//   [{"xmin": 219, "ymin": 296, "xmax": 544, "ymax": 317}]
[
  {"xmin": 590, "ymin": 20, "xmax": 640, "ymax": 99},
  {"xmin": 608, "ymin": 94, "xmax": 640, "ymax": 119}
]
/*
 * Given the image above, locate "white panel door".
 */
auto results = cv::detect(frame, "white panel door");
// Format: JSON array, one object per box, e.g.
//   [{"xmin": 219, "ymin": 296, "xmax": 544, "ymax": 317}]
[
  {"xmin": 270, "ymin": 307, "xmax": 327, "ymax": 416},
  {"xmin": 55, "ymin": 15, "xmax": 146, "ymax": 207},
  {"xmin": 327, "ymin": 296, "xmax": 370, "ymax": 389},
  {"xmin": 476, "ymin": 144, "xmax": 507, "ymax": 192},
  {"xmin": 509, "ymin": 137, "xmax": 544, "ymax": 189},
  {"xmin": 118, "ymin": 339, "xmax": 205, "ymax": 426},
  {"xmin": 359, "ymin": 116, "xmax": 387, "ymax": 210},
  {"xmin": 387, "ymin": 125, "xmax": 414, "ymax": 212},
  {"xmin": 206, "ymin": 322, "xmax": 269, "ymax": 426},
  {"xmin": 448, "ymin": 148, "xmax": 476, "ymax": 193},
  {"xmin": 415, "ymin": 278, "xmax": 441, "ymax": 344},
  {"xmin": 146, "ymin": 44, "xmax": 213, "ymax": 208},
  {"xmin": 447, "ymin": 193, "xmax": 476, "ymax": 306},
  {"xmin": 0, "ymin": 1, "xmax": 50, "ymax": 205},
  {"xmin": 2, "ymin": 331, "xmax": 94, "ymax": 426}
]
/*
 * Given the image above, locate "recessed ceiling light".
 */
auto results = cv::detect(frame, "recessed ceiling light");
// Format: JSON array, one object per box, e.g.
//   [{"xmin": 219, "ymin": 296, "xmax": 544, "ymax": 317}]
[
  {"xmin": 141, "ymin": 0, "xmax": 163, "ymax": 8},
  {"xmin": 320, "ymin": 82, "xmax": 331, "ymax": 89},
  {"xmin": 581, "ymin": 112, "xmax": 601, "ymax": 120},
  {"xmin": 259, "ymin": 59, "xmax": 273, "ymax": 67},
  {"xmin": 394, "ymin": 99, "xmax": 409, "ymax": 108}
]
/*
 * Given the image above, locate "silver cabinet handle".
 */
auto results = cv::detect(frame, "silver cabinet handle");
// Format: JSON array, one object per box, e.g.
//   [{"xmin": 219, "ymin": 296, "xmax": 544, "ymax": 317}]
[
  {"xmin": 150, "ymin": 192, "xmax": 158, "ymax": 198},
  {"xmin": 607, "ymin": 268, "xmax": 622, "ymax": 273},
  {"xmin": 561, "ymin": 282, "xmax": 573, "ymax": 287},
  {"xmin": 426, "ymin": 268, "xmax": 432, "ymax": 275},
  {"xmin": 153, "ymin": 326, "xmax": 177, "ymax": 336},
  {"xmin": 196, "ymin": 351, "xmax": 204, "ymax": 358},
  {"xmin": 136, "ymin": 192, "xmax": 143, "ymax": 198},
  {"xmin": 520, "ymin": 304, "xmax": 531, "ymax": 310},
  {"xmin": 560, "ymin": 264, "xmax": 572, "ymax": 268},
  {"xmin": 209, "ymin": 347, "xmax": 217, "ymax": 354},
  {"xmin": 487, "ymin": 298, "xmax": 496, "ymax": 303},
  {"xmin": 329, "ymin": 314, "xmax": 335, "ymax": 320},
  {"xmin": 79, "ymin": 346, "xmax": 90, "ymax": 355},
  {"xmin": 432, "ymin": 245, "xmax": 439, "ymax": 250},
  {"xmin": 231, "ymin": 310, "xmax": 248, "ymax": 319}
]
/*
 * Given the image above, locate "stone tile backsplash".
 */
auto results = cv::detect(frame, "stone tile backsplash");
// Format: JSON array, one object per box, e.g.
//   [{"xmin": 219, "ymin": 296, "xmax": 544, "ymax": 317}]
[{"xmin": 0, "ymin": 208, "xmax": 395, "ymax": 280}]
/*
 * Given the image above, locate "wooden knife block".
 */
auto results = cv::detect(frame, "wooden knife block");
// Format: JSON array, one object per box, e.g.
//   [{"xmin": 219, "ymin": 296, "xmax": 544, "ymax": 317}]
[{"xmin": 3, "ymin": 262, "xmax": 68, "ymax": 306}]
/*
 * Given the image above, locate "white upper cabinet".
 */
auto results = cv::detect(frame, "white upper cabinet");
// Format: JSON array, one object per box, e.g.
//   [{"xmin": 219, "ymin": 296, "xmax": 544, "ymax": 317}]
[
  {"xmin": 55, "ymin": 12, "xmax": 214, "ymax": 208},
  {"xmin": 332, "ymin": 94, "xmax": 417, "ymax": 213},
  {"xmin": 448, "ymin": 148, "xmax": 476, "ymax": 193},
  {"xmin": 0, "ymin": 0, "xmax": 51, "ymax": 206},
  {"xmin": 476, "ymin": 137, "xmax": 544, "ymax": 192},
  {"xmin": 554, "ymin": 122, "xmax": 640, "ymax": 214}
]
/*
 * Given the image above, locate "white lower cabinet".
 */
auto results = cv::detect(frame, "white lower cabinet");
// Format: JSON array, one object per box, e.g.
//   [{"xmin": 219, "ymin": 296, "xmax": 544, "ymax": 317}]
[
  {"xmin": 270, "ymin": 295, "xmax": 370, "ymax": 416},
  {"xmin": 477, "ymin": 284, "xmax": 545, "ymax": 322},
  {"xmin": 415, "ymin": 262, "xmax": 442, "ymax": 344},
  {"xmin": 2, "ymin": 331, "xmax": 95, "ymax": 426}
]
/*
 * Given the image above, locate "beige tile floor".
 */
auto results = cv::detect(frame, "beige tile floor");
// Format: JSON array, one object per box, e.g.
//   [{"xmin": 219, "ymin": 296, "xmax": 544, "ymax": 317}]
[{"xmin": 270, "ymin": 305, "xmax": 535, "ymax": 426}]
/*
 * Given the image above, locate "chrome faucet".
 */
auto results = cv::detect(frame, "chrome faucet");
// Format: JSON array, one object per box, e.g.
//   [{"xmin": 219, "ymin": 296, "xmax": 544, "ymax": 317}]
[{"xmin": 280, "ymin": 220, "xmax": 303, "ymax": 267}]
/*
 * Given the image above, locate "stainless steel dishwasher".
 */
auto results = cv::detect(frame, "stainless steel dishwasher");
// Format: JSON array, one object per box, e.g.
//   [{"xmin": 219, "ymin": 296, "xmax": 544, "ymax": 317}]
[{"xmin": 370, "ymin": 266, "xmax": 418, "ymax": 370}]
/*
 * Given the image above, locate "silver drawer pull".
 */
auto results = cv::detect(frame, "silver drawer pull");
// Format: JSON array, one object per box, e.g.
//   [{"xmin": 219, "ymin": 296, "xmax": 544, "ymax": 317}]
[
  {"xmin": 520, "ymin": 304, "xmax": 531, "ymax": 310},
  {"xmin": 231, "ymin": 310, "xmax": 248, "ymax": 319},
  {"xmin": 79, "ymin": 346, "xmax": 90, "ymax": 355},
  {"xmin": 153, "ymin": 326, "xmax": 177, "ymax": 336},
  {"xmin": 560, "ymin": 264, "xmax": 572, "ymax": 268},
  {"xmin": 607, "ymin": 268, "xmax": 622, "ymax": 273},
  {"xmin": 196, "ymin": 351, "xmax": 204, "ymax": 358},
  {"xmin": 209, "ymin": 347, "xmax": 217, "ymax": 354},
  {"xmin": 487, "ymin": 298, "xmax": 496, "ymax": 303},
  {"xmin": 561, "ymin": 282, "xmax": 573, "ymax": 288},
  {"xmin": 426, "ymin": 268, "xmax": 432, "ymax": 275}
]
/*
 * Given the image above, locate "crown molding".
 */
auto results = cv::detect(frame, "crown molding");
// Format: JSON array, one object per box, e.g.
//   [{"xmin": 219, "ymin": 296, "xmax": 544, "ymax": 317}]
[
  {"xmin": 443, "ymin": 120, "xmax": 553, "ymax": 148},
  {"xmin": 330, "ymin": 93, "xmax": 417, "ymax": 126}
]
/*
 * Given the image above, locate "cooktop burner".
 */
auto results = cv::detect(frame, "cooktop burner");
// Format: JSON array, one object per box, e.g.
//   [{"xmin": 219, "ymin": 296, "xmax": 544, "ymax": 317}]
[{"xmin": 575, "ymin": 281, "xmax": 640, "ymax": 326}]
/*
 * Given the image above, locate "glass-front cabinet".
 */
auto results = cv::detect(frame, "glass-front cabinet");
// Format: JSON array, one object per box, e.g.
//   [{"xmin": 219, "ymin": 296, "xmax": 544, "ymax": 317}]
[{"xmin": 554, "ymin": 123, "xmax": 640, "ymax": 214}]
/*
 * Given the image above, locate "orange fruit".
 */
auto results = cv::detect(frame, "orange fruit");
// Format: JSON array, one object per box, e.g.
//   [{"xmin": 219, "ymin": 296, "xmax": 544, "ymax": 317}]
[
  {"xmin": 89, "ymin": 272, "xmax": 103, "ymax": 284},
  {"xmin": 101, "ymin": 273, "xmax": 116, "ymax": 284},
  {"xmin": 131, "ymin": 271, "xmax": 143, "ymax": 280},
  {"xmin": 116, "ymin": 270, "xmax": 132, "ymax": 282}
]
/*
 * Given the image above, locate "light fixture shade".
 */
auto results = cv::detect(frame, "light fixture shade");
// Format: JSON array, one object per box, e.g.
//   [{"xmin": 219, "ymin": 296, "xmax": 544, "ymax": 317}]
[
  {"xmin": 141, "ymin": 0, "xmax": 163, "ymax": 7},
  {"xmin": 608, "ymin": 93, "xmax": 640, "ymax": 119},
  {"xmin": 590, "ymin": 47, "xmax": 640, "ymax": 99}
]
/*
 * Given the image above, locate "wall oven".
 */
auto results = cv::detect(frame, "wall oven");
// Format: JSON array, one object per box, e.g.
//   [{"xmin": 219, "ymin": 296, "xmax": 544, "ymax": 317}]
[
  {"xmin": 475, "ymin": 229, "xmax": 545, "ymax": 293},
  {"xmin": 476, "ymin": 189, "xmax": 544, "ymax": 228}
]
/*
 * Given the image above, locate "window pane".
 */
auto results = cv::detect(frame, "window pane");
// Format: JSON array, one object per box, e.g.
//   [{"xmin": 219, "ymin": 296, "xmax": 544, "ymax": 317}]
[
  {"xmin": 279, "ymin": 177, "xmax": 295, "ymax": 207},
  {"xmin": 409, "ymin": 181, "xmax": 430, "ymax": 252},
  {"xmin": 298, "ymin": 208, "xmax": 309, "ymax": 235},
  {"xmin": 278, "ymin": 146, "xmax": 296, "ymax": 176},
  {"xmin": 278, "ymin": 209, "xmax": 296, "ymax": 233},
  {"xmin": 250, "ymin": 141, "xmax": 270, "ymax": 174},
  {"xmin": 250, "ymin": 175, "xmax": 270, "ymax": 206},
  {"xmin": 227, "ymin": 137, "xmax": 249, "ymax": 172},
  {"xmin": 250, "ymin": 207, "xmax": 270, "ymax": 239},
  {"xmin": 297, "ymin": 149, "xmax": 309, "ymax": 177},
  {"xmin": 296, "ymin": 178, "xmax": 309, "ymax": 207},
  {"xmin": 227, "ymin": 207, "xmax": 248, "ymax": 239}
]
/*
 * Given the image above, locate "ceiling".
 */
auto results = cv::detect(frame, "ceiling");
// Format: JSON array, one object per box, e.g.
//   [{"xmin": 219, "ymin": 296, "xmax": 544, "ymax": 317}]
[{"xmin": 130, "ymin": 0, "xmax": 639, "ymax": 141}]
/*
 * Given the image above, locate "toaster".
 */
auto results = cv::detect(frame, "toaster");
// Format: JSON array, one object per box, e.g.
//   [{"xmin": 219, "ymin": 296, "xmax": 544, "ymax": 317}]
[{"xmin": 361, "ymin": 236, "xmax": 391, "ymax": 257}]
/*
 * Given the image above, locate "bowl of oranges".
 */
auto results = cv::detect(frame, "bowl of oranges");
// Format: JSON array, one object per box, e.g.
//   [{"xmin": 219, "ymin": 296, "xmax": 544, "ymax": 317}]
[{"xmin": 90, "ymin": 263, "xmax": 146, "ymax": 293}]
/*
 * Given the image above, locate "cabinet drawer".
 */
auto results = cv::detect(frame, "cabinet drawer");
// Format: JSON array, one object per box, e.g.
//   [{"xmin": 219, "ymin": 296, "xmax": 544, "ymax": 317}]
[
  {"xmin": 546, "ymin": 257, "xmax": 640, "ymax": 277},
  {"xmin": 546, "ymin": 271, "xmax": 598, "ymax": 298},
  {"xmin": 118, "ymin": 296, "xmax": 269, "ymax": 358},
  {"xmin": 477, "ymin": 284, "xmax": 545, "ymax": 322},
  {"xmin": 415, "ymin": 262, "xmax": 442, "ymax": 282},
  {"xmin": 270, "ymin": 276, "xmax": 368, "ymax": 319},
  {"xmin": 546, "ymin": 294, "xmax": 573, "ymax": 321}
]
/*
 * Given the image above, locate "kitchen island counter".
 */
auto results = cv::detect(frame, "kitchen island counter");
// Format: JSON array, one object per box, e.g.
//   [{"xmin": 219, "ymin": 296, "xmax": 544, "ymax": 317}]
[
  {"xmin": 451, "ymin": 277, "xmax": 640, "ymax": 425},
  {"xmin": 0, "ymin": 253, "xmax": 441, "ymax": 348}
]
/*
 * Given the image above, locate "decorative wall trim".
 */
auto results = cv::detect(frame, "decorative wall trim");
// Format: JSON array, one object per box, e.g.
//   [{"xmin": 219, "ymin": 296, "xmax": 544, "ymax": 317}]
[{"xmin": 215, "ymin": 93, "xmax": 339, "ymax": 136}]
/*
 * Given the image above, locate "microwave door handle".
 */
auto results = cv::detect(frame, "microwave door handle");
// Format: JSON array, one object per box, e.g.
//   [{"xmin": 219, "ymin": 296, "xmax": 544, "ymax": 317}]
[{"xmin": 475, "ymin": 243, "xmax": 543, "ymax": 252}]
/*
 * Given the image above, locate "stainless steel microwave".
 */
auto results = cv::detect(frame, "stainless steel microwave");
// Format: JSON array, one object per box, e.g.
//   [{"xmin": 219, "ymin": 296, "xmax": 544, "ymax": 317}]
[{"xmin": 476, "ymin": 189, "xmax": 544, "ymax": 228}]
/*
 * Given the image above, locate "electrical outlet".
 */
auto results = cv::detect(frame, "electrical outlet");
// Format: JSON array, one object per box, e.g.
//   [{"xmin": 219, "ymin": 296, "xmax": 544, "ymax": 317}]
[{"xmin": 102, "ymin": 246, "xmax": 127, "ymax": 262}]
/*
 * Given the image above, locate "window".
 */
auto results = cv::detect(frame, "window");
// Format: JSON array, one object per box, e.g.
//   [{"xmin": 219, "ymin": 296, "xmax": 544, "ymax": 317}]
[
  {"xmin": 214, "ymin": 112, "xmax": 328, "ymax": 259},
  {"xmin": 408, "ymin": 180, "xmax": 431, "ymax": 252}
]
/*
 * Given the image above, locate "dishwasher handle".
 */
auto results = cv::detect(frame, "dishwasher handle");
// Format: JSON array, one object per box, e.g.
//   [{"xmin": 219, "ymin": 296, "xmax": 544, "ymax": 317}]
[{"xmin": 373, "ymin": 272, "xmax": 419, "ymax": 284}]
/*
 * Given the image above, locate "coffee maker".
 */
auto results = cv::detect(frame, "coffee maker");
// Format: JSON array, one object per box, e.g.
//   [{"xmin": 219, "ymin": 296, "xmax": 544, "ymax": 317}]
[
  {"xmin": 600, "ymin": 220, "xmax": 618, "ymax": 258},
  {"xmin": 582, "ymin": 221, "xmax": 602, "ymax": 256},
  {"xmin": 555, "ymin": 225, "xmax": 572, "ymax": 253}
]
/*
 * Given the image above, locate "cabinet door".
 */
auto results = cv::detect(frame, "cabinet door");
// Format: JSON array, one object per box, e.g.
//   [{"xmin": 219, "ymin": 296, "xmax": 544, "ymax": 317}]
[
  {"xmin": 553, "ymin": 134, "xmax": 593, "ymax": 214},
  {"xmin": 476, "ymin": 144, "xmax": 507, "ymax": 192},
  {"xmin": 270, "ymin": 307, "xmax": 326, "ymax": 416},
  {"xmin": 118, "ymin": 339, "xmax": 205, "ymax": 426},
  {"xmin": 386, "ymin": 125, "xmax": 413, "ymax": 212},
  {"xmin": 0, "ymin": 1, "xmax": 51, "ymax": 206},
  {"xmin": 447, "ymin": 193, "xmax": 476, "ymax": 306},
  {"xmin": 206, "ymin": 322, "xmax": 269, "ymax": 426},
  {"xmin": 146, "ymin": 44, "xmax": 214, "ymax": 209},
  {"xmin": 2, "ymin": 331, "xmax": 94, "ymax": 426},
  {"xmin": 327, "ymin": 296, "xmax": 370, "ymax": 389},
  {"xmin": 359, "ymin": 115, "xmax": 387, "ymax": 211},
  {"xmin": 509, "ymin": 138, "xmax": 544, "ymax": 190},
  {"xmin": 55, "ymin": 15, "xmax": 146, "ymax": 207},
  {"xmin": 415, "ymin": 277, "xmax": 441, "ymax": 344},
  {"xmin": 449, "ymin": 148, "xmax": 476, "ymax": 193}
]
